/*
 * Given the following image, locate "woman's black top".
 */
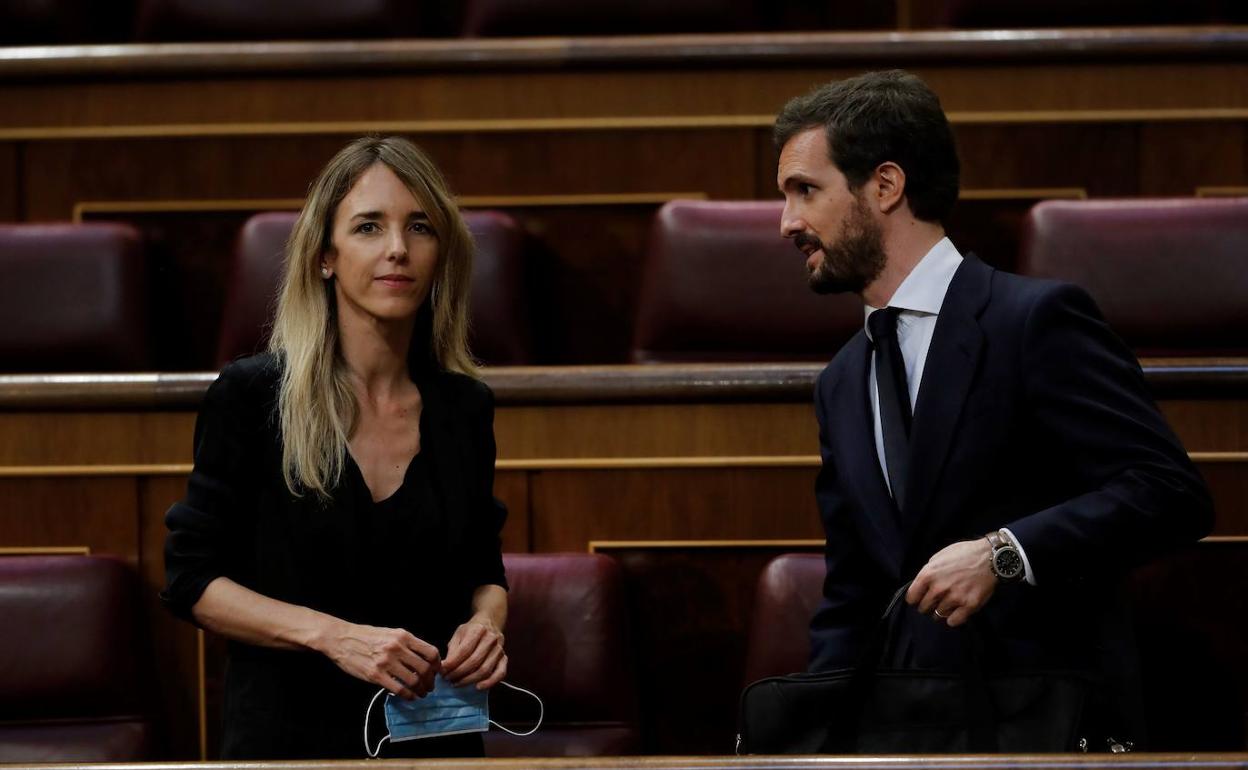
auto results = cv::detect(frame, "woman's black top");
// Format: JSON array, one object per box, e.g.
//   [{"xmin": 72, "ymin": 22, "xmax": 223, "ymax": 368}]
[{"xmin": 161, "ymin": 353, "xmax": 507, "ymax": 759}]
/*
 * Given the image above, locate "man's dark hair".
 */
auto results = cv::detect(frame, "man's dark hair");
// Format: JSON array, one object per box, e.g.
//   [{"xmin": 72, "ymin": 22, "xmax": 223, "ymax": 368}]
[{"xmin": 774, "ymin": 70, "xmax": 960, "ymax": 223}]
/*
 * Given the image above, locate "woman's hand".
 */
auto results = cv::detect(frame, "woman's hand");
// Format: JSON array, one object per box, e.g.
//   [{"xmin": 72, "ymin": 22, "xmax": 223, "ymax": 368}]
[
  {"xmin": 442, "ymin": 616, "xmax": 507, "ymax": 690},
  {"xmin": 319, "ymin": 620, "xmax": 441, "ymax": 699}
]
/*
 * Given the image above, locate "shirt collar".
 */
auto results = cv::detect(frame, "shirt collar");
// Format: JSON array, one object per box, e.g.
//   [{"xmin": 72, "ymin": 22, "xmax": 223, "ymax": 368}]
[{"xmin": 864, "ymin": 237, "xmax": 963, "ymax": 340}]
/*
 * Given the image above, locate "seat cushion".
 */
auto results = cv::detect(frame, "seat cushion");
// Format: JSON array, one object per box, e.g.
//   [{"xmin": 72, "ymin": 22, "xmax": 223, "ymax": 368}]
[
  {"xmin": 632, "ymin": 201, "xmax": 862, "ymax": 363},
  {"xmin": 0, "ymin": 223, "xmax": 149, "ymax": 372},
  {"xmin": 1018, "ymin": 198, "xmax": 1248, "ymax": 356}
]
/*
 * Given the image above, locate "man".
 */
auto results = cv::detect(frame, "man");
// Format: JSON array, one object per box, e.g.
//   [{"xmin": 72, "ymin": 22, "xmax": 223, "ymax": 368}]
[{"xmin": 776, "ymin": 70, "xmax": 1212, "ymax": 748}]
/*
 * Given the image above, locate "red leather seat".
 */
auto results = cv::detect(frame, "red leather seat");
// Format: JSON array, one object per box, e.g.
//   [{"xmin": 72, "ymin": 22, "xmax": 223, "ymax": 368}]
[
  {"xmin": 632, "ymin": 201, "xmax": 863, "ymax": 363},
  {"xmin": 1017, "ymin": 198, "xmax": 1248, "ymax": 357},
  {"xmin": 0, "ymin": 556, "xmax": 152, "ymax": 762},
  {"xmin": 216, "ymin": 210, "xmax": 533, "ymax": 366},
  {"xmin": 135, "ymin": 0, "xmax": 425, "ymax": 41},
  {"xmin": 463, "ymin": 0, "xmax": 749, "ymax": 36},
  {"xmin": 741, "ymin": 553, "xmax": 824, "ymax": 685},
  {"xmin": 486, "ymin": 553, "xmax": 640, "ymax": 756},
  {"xmin": 0, "ymin": 223, "xmax": 150, "ymax": 373}
]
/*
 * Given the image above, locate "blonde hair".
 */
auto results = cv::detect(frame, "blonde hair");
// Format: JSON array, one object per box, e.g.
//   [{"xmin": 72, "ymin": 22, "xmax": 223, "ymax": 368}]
[{"xmin": 268, "ymin": 136, "xmax": 477, "ymax": 499}]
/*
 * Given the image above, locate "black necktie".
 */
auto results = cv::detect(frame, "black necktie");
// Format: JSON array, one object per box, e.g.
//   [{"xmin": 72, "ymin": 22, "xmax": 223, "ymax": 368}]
[{"xmin": 868, "ymin": 307, "xmax": 912, "ymax": 512}]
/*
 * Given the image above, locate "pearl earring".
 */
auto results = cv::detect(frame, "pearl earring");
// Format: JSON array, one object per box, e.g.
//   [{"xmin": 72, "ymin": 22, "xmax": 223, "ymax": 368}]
[{"xmin": 321, "ymin": 267, "xmax": 331, "ymax": 279}]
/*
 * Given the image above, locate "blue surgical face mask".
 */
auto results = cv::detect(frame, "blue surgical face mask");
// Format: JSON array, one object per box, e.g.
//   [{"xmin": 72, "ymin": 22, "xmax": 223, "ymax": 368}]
[{"xmin": 364, "ymin": 675, "xmax": 542, "ymax": 757}]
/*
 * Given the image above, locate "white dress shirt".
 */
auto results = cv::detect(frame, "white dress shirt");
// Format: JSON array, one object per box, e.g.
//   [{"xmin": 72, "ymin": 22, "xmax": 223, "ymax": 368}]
[{"xmin": 863, "ymin": 237, "xmax": 1035, "ymax": 584}]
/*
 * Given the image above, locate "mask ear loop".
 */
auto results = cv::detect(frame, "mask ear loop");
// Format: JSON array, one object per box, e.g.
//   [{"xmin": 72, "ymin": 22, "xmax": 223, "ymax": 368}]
[
  {"xmin": 363, "ymin": 687, "xmax": 391, "ymax": 758},
  {"xmin": 488, "ymin": 681, "xmax": 544, "ymax": 737}
]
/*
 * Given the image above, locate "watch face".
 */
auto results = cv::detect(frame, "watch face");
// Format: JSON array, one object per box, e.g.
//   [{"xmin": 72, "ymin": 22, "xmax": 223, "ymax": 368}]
[{"xmin": 994, "ymin": 547, "xmax": 1024, "ymax": 579}]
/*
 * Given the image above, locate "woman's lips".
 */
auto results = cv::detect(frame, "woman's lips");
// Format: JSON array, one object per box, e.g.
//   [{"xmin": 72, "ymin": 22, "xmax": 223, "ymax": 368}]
[{"xmin": 376, "ymin": 275, "xmax": 414, "ymax": 289}]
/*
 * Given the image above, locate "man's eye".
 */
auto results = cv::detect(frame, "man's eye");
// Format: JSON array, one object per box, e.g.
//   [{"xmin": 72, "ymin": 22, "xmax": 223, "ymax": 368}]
[{"xmin": 798, "ymin": 183, "xmax": 812, "ymax": 196}]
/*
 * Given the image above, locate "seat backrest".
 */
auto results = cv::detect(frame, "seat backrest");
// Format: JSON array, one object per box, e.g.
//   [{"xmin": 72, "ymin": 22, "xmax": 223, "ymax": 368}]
[
  {"xmin": 485, "ymin": 553, "xmax": 640, "ymax": 756},
  {"xmin": 216, "ymin": 210, "xmax": 533, "ymax": 366},
  {"xmin": 631, "ymin": 201, "xmax": 863, "ymax": 363},
  {"xmin": 0, "ymin": 223, "xmax": 150, "ymax": 373},
  {"xmin": 134, "ymin": 0, "xmax": 423, "ymax": 41},
  {"xmin": 1017, "ymin": 198, "xmax": 1248, "ymax": 356},
  {"xmin": 741, "ymin": 553, "xmax": 824, "ymax": 685},
  {"xmin": 0, "ymin": 555, "xmax": 152, "ymax": 762}
]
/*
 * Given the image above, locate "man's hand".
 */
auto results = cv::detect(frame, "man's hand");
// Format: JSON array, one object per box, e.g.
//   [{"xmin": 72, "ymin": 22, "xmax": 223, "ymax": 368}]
[{"xmin": 905, "ymin": 538, "xmax": 996, "ymax": 627}]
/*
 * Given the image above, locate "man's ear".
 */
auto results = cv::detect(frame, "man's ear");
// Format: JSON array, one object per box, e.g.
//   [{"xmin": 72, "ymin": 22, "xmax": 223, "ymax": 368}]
[{"xmin": 873, "ymin": 162, "xmax": 907, "ymax": 215}]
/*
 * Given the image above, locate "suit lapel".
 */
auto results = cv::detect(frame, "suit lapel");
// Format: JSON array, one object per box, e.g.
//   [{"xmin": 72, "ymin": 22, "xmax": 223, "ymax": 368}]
[
  {"xmin": 902, "ymin": 256, "xmax": 991, "ymax": 538},
  {"xmin": 826, "ymin": 334, "xmax": 904, "ymax": 574}
]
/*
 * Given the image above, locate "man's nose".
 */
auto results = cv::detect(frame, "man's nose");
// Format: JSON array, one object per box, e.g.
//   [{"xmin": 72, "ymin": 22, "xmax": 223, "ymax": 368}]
[{"xmin": 780, "ymin": 204, "xmax": 802, "ymax": 239}]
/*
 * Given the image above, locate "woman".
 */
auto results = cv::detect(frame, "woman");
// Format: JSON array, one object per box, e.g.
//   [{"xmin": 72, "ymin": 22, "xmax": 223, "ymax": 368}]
[{"xmin": 162, "ymin": 136, "xmax": 508, "ymax": 759}]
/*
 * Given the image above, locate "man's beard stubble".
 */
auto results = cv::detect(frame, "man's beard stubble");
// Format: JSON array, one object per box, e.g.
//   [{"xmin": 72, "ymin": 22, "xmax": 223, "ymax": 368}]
[{"xmin": 800, "ymin": 195, "xmax": 886, "ymax": 296}]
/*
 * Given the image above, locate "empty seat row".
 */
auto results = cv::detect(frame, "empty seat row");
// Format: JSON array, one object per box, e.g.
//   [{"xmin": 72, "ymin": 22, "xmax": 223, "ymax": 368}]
[
  {"xmin": 4, "ymin": 0, "xmax": 1245, "ymax": 45},
  {"xmin": 0, "ymin": 209, "xmax": 532, "ymax": 373},
  {"xmin": 1, "ymin": 197, "xmax": 1245, "ymax": 374},
  {"xmin": 0, "ymin": 552, "xmax": 639, "ymax": 762},
  {"xmin": 632, "ymin": 197, "xmax": 1248, "ymax": 362}
]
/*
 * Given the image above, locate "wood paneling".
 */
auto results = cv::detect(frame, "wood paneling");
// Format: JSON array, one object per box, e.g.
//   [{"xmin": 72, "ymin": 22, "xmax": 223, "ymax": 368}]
[
  {"xmin": 530, "ymin": 468, "xmax": 822, "ymax": 552},
  {"xmin": 1161, "ymin": 401, "xmax": 1248, "ymax": 452},
  {"xmin": 496, "ymin": 403, "xmax": 818, "ymax": 460},
  {"xmin": 599, "ymin": 543, "xmax": 821, "ymax": 754},
  {"xmin": 1139, "ymin": 122, "xmax": 1248, "ymax": 196},
  {"xmin": 138, "ymin": 475, "xmax": 202, "ymax": 760},
  {"xmin": 0, "ymin": 141, "xmax": 16, "ymax": 221},
  {"xmin": 0, "ymin": 412, "xmax": 193, "ymax": 465},
  {"xmin": 495, "ymin": 470, "xmax": 530, "ymax": 553},
  {"xmin": 0, "ymin": 477, "xmax": 139, "ymax": 559}
]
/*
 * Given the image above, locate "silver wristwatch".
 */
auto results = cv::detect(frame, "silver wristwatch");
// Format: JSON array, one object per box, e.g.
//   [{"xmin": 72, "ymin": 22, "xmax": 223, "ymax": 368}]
[{"xmin": 986, "ymin": 530, "xmax": 1025, "ymax": 582}]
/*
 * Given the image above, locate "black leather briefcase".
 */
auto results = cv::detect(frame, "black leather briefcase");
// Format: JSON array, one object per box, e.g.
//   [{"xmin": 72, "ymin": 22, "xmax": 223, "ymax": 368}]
[{"xmin": 737, "ymin": 584, "xmax": 1093, "ymax": 754}]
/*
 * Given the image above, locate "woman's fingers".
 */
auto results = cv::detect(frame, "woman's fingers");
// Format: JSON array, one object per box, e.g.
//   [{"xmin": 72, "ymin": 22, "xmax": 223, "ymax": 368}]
[
  {"xmin": 477, "ymin": 653, "xmax": 508, "ymax": 690},
  {"xmin": 457, "ymin": 642, "xmax": 505, "ymax": 686},
  {"xmin": 442, "ymin": 623, "xmax": 485, "ymax": 672}
]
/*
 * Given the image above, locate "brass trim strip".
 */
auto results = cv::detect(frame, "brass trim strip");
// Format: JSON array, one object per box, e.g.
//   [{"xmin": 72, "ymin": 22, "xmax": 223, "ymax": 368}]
[
  {"xmin": 197, "ymin": 629, "xmax": 207, "ymax": 761},
  {"xmin": 589, "ymin": 538, "xmax": 823, "ymax": 553},
  {"xmin": 960, "ymin": 188, "xmax": 1087, "ymax": 200},
  {"xmin": 497, "ymin": 456, "xmax": 822, "ymax": 470},
  {"xmin": 72, "ymin": 192, "xmax": 708, "ymax": 223},
  {"xmin": 591, "ymin": 536, "xmax": 1248, "ymax": 552},
  {"xmin": 0, "ymin": 464, "xmax": 193, "ymax": 477},
  {"xmin": 1, "ymin": 452, "xmax": 1243, "ymax": 477},
  {"xmin": 5, "ymin": 107, "xmax": 1248, "ymax": 142},
  {"xmin": 74, "ymin": 198, "xmax": 303, "ymax": 221},
  {"xmin": 1196, "ymin": 187, "xmax": 1248, "ymax": 198},
  {"xmin": 0, "ymin": 546, "xmax": 91, "ymax": 555},
  {"xmin": 1191, "ymin": 452, "xmax": 1248, "ymax": 463}
]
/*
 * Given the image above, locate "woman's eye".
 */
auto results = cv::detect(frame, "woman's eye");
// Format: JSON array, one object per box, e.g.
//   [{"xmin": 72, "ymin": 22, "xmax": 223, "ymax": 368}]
[
  {"xmin": 355, "ymin": 222, "xmax": 379, "ymax": 234},
  {"xmin": 409, "ymin": 222, "xmax": 433, "ymax": 235}
]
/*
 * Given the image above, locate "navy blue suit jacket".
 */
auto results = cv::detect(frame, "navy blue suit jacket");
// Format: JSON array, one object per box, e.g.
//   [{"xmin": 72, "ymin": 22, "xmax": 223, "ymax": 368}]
[{"xmin": 809, "ymin": 255, "xmax": 1213, "ymax": 737}]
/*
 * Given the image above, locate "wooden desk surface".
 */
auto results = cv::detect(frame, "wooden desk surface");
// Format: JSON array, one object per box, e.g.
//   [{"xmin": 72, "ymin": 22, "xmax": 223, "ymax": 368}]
[{"xmin": 16, "ymin": 754, "xmax": 1248, "ymax": 770}]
